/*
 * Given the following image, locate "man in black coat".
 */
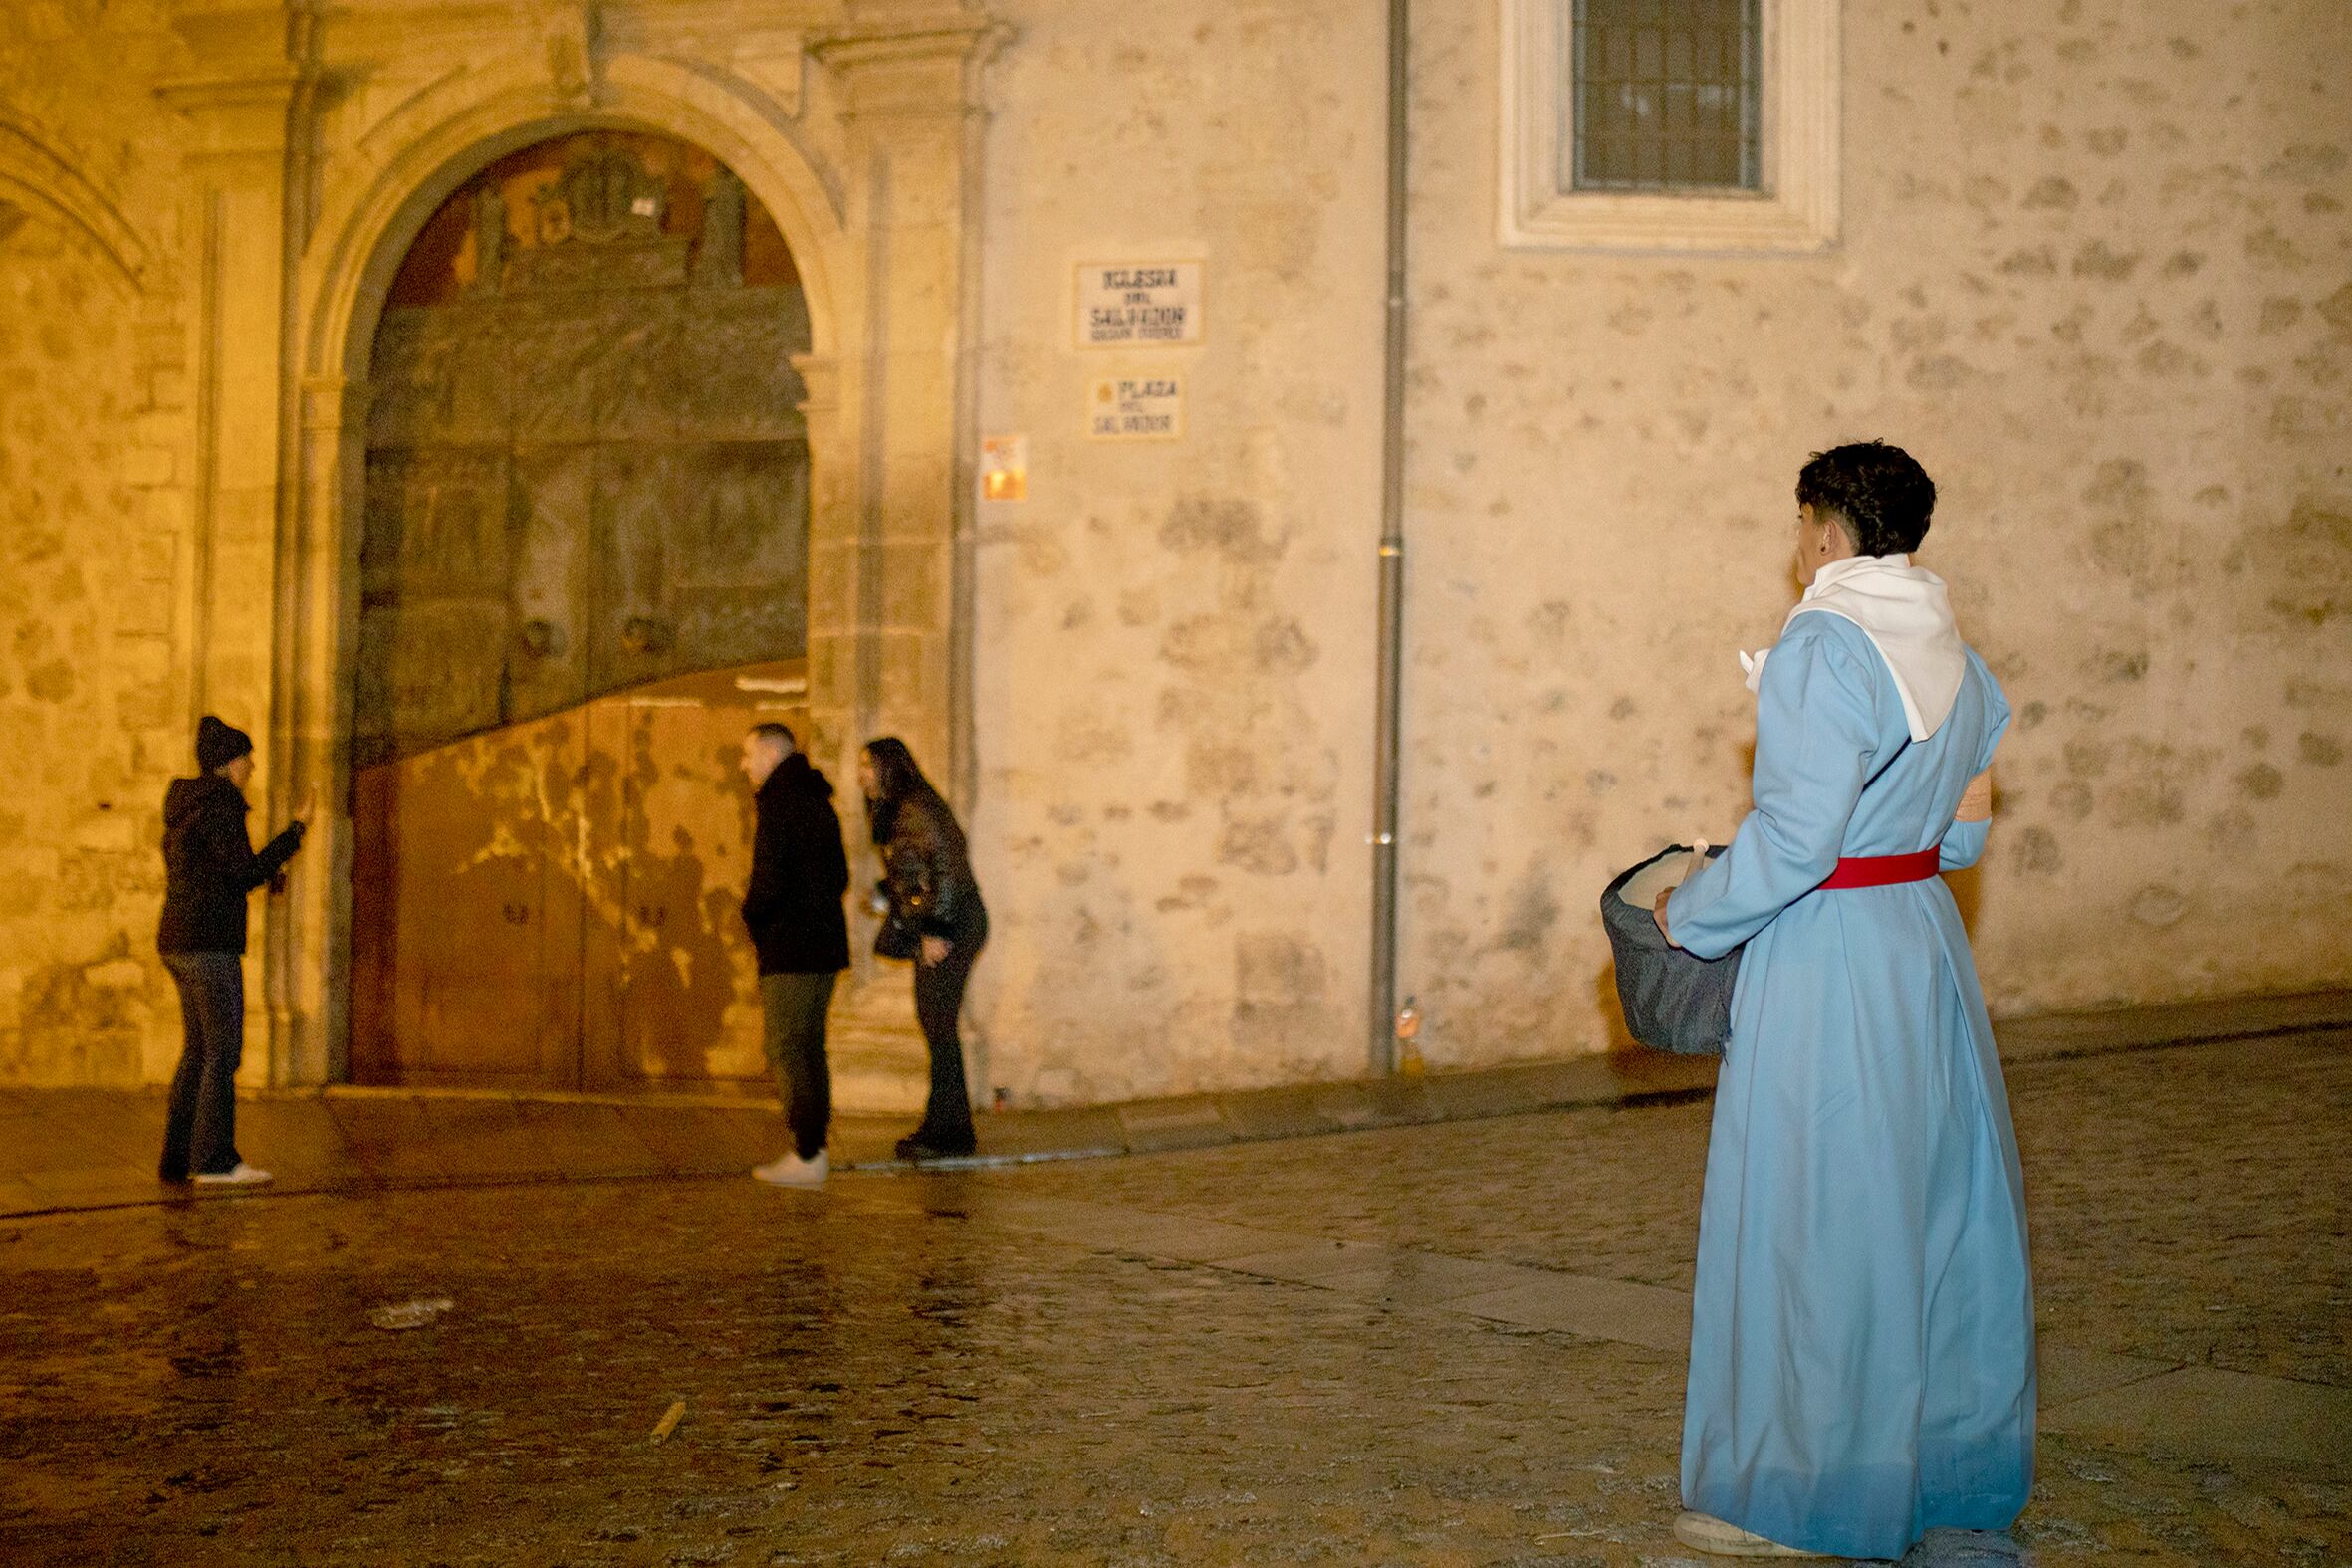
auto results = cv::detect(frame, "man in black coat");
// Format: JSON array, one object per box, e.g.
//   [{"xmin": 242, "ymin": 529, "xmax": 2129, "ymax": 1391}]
[
  {"xmin": 738, "ymin": 722, "xmax": 851, "ymax": 1187},
  {"xmin": 156, "ymin": 716, "xmax": 311, "ymax": 1187}
]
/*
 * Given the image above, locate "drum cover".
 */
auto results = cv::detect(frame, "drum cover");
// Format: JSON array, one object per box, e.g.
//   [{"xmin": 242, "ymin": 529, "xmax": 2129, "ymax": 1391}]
[{"xmin": 1600, "ymin": 844, "xmax": 1741, "ymax": 1057}]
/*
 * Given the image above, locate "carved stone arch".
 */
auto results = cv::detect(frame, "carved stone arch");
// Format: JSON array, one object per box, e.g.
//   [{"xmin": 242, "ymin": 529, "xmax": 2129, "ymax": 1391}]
[
  {"xmin": 272, "ymin": 26, "xmax": 993, "ymax": 1094},
  {"xmin": 0, "ymin": 109, "xmax": 156, "ymax": 290},
  {"xmin": 301, "ymin": 59, "xmax": 849, "ymax": 382},
  {"xmin": 282, "ymin": 50, "xmax": 863, "ymax": 1089}
]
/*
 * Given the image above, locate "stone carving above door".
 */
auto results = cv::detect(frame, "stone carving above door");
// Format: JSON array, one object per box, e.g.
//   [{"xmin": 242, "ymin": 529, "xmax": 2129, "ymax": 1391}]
[{"xmin": 357, "ymin": 131, "xmax": 814, "ymax": 767}]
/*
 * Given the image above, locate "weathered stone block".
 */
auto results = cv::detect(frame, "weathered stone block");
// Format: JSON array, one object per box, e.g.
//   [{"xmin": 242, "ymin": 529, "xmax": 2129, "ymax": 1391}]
[
  {"xmin": 119, "ymin": 445, "xmax": 173, "ymax": 487},
  {"xmin": 115, "ymin": 579, "xmax": 174, "ymax": 637},
  {"xmin": 115, "ymin": 676, "xmax": 176, "ymax": 732},
  {"xmin": 147, "ymin": 366, "xmax": 191, "ymax": 411},
  {"xmin": 880, "ymin": 541, "xmax": 946, "ymax": 631},
  {"xmin": 72, "ymin": 815, "xmax": 135, "ymax": 854}
]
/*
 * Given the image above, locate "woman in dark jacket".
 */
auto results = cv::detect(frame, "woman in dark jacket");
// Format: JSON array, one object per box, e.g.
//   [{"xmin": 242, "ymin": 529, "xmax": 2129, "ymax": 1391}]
[
  {"xmin": 859, "ymin": 737, "xmax": 987, "ymax": 1160},
  {"xmin": 156, "ymin": 716, "xmax": 311, "ymax": 1187}
]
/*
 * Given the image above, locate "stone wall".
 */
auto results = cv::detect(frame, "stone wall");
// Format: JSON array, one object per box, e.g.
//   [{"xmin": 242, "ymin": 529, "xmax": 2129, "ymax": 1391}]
[
  {"xmin": 1381, "ymin": 0, "xmax": 2351, "ymax": 1067},
  {"xmin": 0, "ymin": 0, "xmax": 2344, "ymax": 1097},
  {"xmin": 963, "ymin": 0, "xmax": 2350, "ymax": 1096},
  {"xmin": 0, "ymin": 0, "xmax": 193, "ymax": 1086},
  {"xmin": 967, "ymin": 1, "xmax": 1388, "ymax": 1101}
]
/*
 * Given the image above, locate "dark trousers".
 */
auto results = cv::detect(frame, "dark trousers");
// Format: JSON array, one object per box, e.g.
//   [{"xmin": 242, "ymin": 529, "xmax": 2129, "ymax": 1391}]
[
  {"xmin": 159, "ymin": 952, "xmax": 244, "ymax": 1180},
  {"xmin": 912, "ymin": 911, "xmax": 987, "ymax": 1142},
  {"xmin": 761, "ymin": 970, "xmax": 837, "ymax": 1159}
]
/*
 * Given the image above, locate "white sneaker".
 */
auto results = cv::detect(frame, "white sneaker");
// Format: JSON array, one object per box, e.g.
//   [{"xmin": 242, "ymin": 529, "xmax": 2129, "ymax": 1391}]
[
  {"xmin": 1672, "ymin": 1511, "xmax": 1825, "ymax": 1558},
  {"xmin": 192, "ymin": 1163, "xmax": 275, "ymax": 1189},
  {"xmin": 753, "ymin": 1150, "xmax": 828, "ymax": 1188}
]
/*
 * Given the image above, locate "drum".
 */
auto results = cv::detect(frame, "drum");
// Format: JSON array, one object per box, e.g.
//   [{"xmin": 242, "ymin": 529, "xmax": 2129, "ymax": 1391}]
[{"xmin": 1600, "ymin": 844, "xmax": 1741, "ymax": 1056}]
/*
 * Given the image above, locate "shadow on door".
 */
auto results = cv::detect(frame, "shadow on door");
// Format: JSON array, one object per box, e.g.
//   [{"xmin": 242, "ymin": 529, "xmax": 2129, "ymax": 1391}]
[{"xmin": 352, "ymin": 662, "xmax": 811, "ymax": 1092}]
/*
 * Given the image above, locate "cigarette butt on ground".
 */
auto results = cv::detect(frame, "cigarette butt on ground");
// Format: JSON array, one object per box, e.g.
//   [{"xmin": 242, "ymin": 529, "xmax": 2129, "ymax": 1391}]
[{"xmin": 650, "ymin": 1399, "xmax": 686, "ymax": 1443}]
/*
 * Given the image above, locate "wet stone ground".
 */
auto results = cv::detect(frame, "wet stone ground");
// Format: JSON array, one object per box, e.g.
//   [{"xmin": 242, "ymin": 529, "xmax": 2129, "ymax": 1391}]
[{"xmin": 1, "ymin": 1031, "xmax": 2347, "ymax": 1566}]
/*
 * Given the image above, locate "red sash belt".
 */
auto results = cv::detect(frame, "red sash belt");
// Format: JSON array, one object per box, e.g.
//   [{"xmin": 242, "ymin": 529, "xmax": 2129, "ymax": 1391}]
[{"xmin": 1817, "ymin": 848, "xmax": 1941, "ymax": 889}]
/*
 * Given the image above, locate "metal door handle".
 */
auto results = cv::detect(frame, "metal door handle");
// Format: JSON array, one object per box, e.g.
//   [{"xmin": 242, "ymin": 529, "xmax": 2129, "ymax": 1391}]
[{"xmin": 618, "ymin": 616, "xmax": 672, "ymax": 654}]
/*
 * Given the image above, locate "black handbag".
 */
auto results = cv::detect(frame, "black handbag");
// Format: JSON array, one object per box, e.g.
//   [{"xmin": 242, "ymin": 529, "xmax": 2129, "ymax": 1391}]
[
  {"xmin": 871, "ymin": 880, "xmax": 919, "ymax": 960},
  {"xmin": 1600, "ymin": 844, "xmax": 1742, "ymax": 1057}
]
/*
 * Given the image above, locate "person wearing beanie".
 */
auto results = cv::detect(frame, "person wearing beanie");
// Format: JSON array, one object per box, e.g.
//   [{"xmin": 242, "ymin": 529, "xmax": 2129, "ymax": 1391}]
[{"xmin": 155, "ymin": 716, "xmax": 314, "ymax": 1189}]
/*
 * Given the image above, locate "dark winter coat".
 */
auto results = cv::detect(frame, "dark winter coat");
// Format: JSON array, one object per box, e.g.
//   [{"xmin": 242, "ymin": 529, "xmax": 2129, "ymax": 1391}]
[
  {"xmin": 156, "ymin": 775, "xmax": 305, "ymax": 955},
  {"xmin": 741, "ymin": 755, "xmax": 852, "ymax": 975},
  {"xmin": 876, "ymin": 789, "xmax": 985, "ymax": 942}
]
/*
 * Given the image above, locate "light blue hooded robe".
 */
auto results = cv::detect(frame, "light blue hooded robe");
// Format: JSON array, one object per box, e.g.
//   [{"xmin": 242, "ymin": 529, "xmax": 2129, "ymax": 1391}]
[{"xmin": 1665, "ymin": 581, "xmax": 2032, "ymax": 1559}]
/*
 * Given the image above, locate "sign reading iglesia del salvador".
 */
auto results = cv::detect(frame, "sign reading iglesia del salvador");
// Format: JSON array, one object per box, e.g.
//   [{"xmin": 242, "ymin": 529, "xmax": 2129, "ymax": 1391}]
[{"xmin": 1075, "ymin": 261, "xmax": 1204, "ymax": 346}]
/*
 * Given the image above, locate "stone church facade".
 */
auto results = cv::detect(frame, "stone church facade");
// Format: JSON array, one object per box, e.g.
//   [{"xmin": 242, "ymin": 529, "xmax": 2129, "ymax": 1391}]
[{"xmin": 0, "ymin": 0, "xmax": 2344, "ymax": 1105}]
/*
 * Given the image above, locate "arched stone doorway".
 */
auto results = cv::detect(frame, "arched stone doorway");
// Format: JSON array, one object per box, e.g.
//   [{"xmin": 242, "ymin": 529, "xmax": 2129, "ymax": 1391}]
[
  {"xmin": 235, "ymin": 25, "xmax": 994, "ymax": 1101},
  {"xmin": 349, "ymin": 129, "xmax": 818, "ymax": 1091}
]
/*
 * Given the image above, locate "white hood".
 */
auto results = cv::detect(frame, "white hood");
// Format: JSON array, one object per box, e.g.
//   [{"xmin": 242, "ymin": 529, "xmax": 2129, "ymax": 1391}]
[{"xmin": 1739, "ymin": 555, "xmax": 1967, "ymax": 742}]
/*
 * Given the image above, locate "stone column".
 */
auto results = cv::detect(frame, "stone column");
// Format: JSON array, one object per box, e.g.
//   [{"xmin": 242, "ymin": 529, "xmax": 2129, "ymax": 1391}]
[
  {"xmin": 814, "ymin": 18, "xmax": 999, "ymax": 770},
  {"xmin": 160, "ymin": 1, "xmax": 317, "ymax": 1083},
  {"xmin": 807, "ymin": 9, "xmax": 1006, "ymax": 1109},
  {"xmin": 795, "ymin": 353, "xmax": 852, "ymax": 765},
  {"xmin": 280, "ymin": 372, "xmax": 366, "ymax": 1084}
]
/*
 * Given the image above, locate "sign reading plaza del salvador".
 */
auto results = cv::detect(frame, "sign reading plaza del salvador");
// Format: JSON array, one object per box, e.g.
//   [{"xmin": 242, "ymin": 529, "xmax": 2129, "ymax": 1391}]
[
  {"xmin": 1076, "ymin": 261, "xmax": 1204, "ymax": 347},
  {"xmin": 1088, "ymin": 376, "xmax": 1184, "ymax": 440}
]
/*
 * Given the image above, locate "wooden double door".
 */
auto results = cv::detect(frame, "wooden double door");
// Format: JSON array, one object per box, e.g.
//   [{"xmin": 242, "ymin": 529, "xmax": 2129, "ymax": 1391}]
[{"xmin": 351, "ymin": 663, "xmax": 813, "ymax": 1091}]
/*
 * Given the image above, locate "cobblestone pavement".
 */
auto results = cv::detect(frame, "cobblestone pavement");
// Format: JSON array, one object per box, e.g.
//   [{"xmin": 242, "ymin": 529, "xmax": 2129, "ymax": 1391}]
[{"xmin": 1, "ymin": 1031, "xmax": 2345, "ymax": 1566}]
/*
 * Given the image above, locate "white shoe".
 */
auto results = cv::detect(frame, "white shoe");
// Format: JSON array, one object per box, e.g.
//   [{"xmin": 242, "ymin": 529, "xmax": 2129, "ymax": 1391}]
[
  {"xmin": 753, "ymin": 1149, "xmax": 828, "ymax": 1188},
  {"xmin": 1673, "ymin": 1511, "xmax": 1825, "ymax": 1558},
  {"xmin": 192, "ymin": 1163, "xmax": 275, "ymax": 1189}
]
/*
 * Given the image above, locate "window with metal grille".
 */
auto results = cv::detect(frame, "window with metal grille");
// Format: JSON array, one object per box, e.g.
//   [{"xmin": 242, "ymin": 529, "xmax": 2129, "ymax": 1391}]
[
  {"xmin": 1566, "ymin": 0, "xmax": 1761, "ymax": 193},
  {"xmin": 1500, "ymin": 0, "xmax": 1834, "ymax": 252}
]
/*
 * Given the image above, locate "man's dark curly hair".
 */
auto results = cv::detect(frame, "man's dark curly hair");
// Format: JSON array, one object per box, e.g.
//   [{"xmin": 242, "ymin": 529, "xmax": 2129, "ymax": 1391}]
[{"xmin": 1795, "ymin": 441, "xmax": 1937, "ymax": 558}]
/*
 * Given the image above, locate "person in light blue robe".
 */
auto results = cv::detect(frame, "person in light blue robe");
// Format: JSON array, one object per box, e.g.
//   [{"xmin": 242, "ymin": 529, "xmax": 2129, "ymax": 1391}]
[{"xmin": 1662, "ymin": 442, "xmax": 2032, "ymax": 1560}]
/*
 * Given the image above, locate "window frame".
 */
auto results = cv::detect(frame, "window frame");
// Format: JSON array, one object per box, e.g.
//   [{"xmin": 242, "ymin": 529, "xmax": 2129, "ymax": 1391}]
[{"xmin": 1498, "ymin": 0, "xmax": 1840, "ymax": 254}]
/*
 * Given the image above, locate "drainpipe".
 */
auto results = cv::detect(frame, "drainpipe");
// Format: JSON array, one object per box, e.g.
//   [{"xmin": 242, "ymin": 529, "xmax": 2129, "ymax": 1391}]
[{"xmin": 1369, "ymin": 0, "xmax": 1410, "ymax": 1076}]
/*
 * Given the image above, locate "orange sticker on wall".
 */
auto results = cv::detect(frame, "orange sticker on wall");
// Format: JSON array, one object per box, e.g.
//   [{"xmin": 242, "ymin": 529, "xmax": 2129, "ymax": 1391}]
[{"xmin": 980, "ymin": 434, "xmax": 1028, "ymax": 502}]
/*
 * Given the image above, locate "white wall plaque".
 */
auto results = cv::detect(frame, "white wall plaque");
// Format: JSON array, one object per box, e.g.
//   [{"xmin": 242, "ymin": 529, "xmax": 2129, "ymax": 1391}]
[
  {"xmin": 1075, "ymin": 261, "xmax": 1204, "ymax": 347},
  {"xmin": 1087, "ymin": 376, "xmax": 1184, "ymax": 440}
]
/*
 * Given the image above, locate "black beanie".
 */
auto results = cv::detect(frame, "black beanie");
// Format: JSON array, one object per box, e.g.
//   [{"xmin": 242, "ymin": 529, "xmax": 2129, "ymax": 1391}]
[{"xmin": 196, "ymin": 715, "xmax": 253, "ymax": 773}]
